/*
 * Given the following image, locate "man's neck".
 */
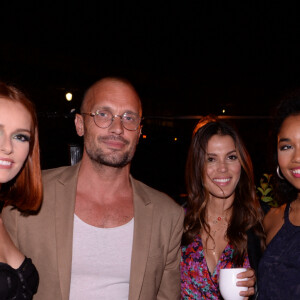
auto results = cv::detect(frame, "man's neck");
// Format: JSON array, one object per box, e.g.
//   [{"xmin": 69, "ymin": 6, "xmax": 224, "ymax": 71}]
[
  {"xmin": 77, "ymin": 155, "xmax": 132, "ymax": 198},
  {"xmin": 75, "ymin": 156, "xmax": 134, "ymax": 227}
]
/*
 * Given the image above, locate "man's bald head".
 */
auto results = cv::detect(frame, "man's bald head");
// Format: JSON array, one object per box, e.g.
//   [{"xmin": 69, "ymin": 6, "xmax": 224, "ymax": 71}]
[
  {"xmin": 80, "ymin": 77, "xmax": 142, "ymax": 116},
  {"xmin": 75, "ymin": 77, "xmax": 142, "ymax": 169}
]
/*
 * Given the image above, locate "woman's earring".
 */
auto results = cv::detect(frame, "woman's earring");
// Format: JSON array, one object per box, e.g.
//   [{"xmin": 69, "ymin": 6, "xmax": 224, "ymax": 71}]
[{"xmin": 277, "ymin": 166, "xmax": 284, "ymax": 180}]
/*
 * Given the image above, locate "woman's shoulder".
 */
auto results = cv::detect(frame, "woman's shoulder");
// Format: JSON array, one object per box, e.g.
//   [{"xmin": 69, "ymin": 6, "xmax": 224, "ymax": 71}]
[
  {"xmin": 0, "ymin": 218, "xmax": 25, "ymax": 268},
  {"xmin": 264, "ymin": 204, "xmax": 286, "ymax": 245},
  {"xmin": 264, "ymin": 205, "xmax": 286, "ymax": 228},
  {"xmin": 0, "ymin": 257, "xmax": 38, "ymax": 299}
]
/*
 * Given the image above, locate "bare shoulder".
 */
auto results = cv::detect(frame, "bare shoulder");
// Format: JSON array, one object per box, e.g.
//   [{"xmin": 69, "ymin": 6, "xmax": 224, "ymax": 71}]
[
  {"xmin": 0, "ymin": 217, "xmax": 24, "ymax": 268},
  {"xmin": 264, "ymin": 205, "xmax": 286, "ymax": 230},
  {"xmin": 264, "ymin": 204, "xmax": 286, "ymax": 245}
]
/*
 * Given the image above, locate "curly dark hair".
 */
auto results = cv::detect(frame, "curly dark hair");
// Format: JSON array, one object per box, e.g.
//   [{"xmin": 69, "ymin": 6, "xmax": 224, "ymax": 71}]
[
  {"xmin": 182, "ymin": 116, "xmax": 265, "ymax": 265},
  {"xmin": 271, "ymin": 93, "xmax": 300, "ymax": 205}
]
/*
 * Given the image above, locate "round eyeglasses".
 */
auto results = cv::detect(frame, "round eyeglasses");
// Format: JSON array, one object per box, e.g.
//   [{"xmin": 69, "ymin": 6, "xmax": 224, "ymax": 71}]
[{"xmin": 82, "ymin": 110, "xmax": 142, "ymax": 131}]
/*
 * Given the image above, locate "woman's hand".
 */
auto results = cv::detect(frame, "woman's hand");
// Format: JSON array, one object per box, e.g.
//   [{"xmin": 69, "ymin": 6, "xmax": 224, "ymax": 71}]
[{"xmin": 236, "ymin": 268, "xmax": 256, "ymax": 299}]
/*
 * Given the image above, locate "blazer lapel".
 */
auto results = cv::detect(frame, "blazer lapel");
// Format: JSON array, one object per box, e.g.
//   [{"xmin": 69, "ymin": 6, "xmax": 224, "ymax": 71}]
[
  {"xmin": 129, "ymin": 177, "xmax": 153, "ymax": 300},
  {"xmin": 55, "ymin": 164, "xmax": 80, "ymax": 300}
]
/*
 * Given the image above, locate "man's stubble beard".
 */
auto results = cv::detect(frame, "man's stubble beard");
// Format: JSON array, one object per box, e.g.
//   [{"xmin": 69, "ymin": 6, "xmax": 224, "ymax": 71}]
[
  {"xmin": 85, "ymin": 135, "xmax": 137, "ymax": 169},
  {"xmin": 86, "ymin": 147, "xmax": 133, "ymax": 168}
]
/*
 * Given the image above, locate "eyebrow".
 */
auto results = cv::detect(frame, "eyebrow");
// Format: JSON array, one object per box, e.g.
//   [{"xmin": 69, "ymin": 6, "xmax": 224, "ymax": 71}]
[
  {"xmin": 94, "ymin": 106, "xmax": 139, "ymax": 115},
  {"xmin": 207, "ymin": 150, "xmax": 237, "ymax": 156},
  {"xmin": 0, "ymin": 124, "xmax": 31, "ymax": 134},
  {"xmin": 278, "ymin": 137, "xmax": 290, "ymax": 143},
  {"xmin": 16, "ymin": 129, "xmax": 31, "ymax": 134}
]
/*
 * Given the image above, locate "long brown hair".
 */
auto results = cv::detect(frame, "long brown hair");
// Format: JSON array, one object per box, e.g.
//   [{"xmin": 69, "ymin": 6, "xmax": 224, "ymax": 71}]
[
  {"xmin": 182, "ymin": 116, "xmax": 265, "ymax": 264},
  {"xmin": 0, "ymin": 82, "xmax": 42, "ymax": 212}
]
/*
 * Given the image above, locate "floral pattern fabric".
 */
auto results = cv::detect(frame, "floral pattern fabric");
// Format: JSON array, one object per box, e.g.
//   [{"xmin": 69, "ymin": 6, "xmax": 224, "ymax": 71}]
[{"xmin": 181, "ymin": 234, "xmax": 250, "ymax": 299}]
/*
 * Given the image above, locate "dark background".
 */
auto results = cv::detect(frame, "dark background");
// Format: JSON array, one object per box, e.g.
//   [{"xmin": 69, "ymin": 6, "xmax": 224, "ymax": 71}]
[{"xmin": 1, "ymin": 1, "xmax": 300, "ymax": 201}]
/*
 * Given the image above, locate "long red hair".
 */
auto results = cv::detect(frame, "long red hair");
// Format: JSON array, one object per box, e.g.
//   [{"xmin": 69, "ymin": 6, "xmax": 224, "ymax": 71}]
[{"xmin": 0, "ymin": 82, "xmax": 42, "ymax": 212}]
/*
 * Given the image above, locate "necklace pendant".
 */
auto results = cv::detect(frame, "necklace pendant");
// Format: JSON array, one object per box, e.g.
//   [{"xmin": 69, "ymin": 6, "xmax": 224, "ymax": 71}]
[{"xmin": 217, "ymin": 216, "xmax": 222, "ymax": 221}]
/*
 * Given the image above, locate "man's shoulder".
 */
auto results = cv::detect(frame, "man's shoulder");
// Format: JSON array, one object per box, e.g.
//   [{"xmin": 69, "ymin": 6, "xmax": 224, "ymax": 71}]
[
  {"xmin": 131, "ymin": 177, "xmax": 182, "ymax": 212},
  {"xmin": 42, "ymin": 164, "xmax": 79, "ymax": 183}
]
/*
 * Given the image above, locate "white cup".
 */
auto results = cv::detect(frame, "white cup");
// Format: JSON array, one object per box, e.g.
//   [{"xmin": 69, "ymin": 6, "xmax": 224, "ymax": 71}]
[{"xmin": 219, "ymin": 268, "xmax": 248, "ymax": 300}]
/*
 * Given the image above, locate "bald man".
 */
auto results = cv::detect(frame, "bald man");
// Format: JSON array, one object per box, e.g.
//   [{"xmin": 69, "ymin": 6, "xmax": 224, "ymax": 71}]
[{"xmin": 2, "ymin": 77, "xmax": 184, "ymax": 300}]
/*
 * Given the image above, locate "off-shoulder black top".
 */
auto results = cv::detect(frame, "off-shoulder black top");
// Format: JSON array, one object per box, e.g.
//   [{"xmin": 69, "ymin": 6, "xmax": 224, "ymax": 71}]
[{"xmin": 0, "ymin": 257, "xmax": 39, "ymax": 299}]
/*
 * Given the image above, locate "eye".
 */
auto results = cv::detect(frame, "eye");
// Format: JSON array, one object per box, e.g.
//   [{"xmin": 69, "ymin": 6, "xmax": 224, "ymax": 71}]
[
  {"xmin": 13, "ymin": 134, "xmax": 30, "ymax": 142},
  {"xmin": 123, "ymin": 113, "xmax": 137, "ymax": 122},
  {"xmin": 96, "ymin": 110, "xmax": 110, "ymax": 118},
  {"xmin": 228, "ymin": 155, "xmax": 238, "ymax": 160},
  {"xmin": 207, "ymin": 156, "xmax": 215, "ymax": 162},
  {"xmin": 279, "ymin": 144, "xmax": 292, "ymax": 151}
]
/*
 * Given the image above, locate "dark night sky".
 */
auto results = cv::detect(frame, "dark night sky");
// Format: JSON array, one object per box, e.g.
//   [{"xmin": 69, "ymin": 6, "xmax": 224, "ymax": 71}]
[
  {"xmin": 2, "ymin": 1, "xmax": 300, "ymax": 115},
  {"xmin": 1, "ymin": 1, "xmax": 300, "ymax": 198}
]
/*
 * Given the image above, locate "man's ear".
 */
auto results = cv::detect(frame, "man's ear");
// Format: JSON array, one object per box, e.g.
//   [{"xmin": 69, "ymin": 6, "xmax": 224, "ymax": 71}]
[
  {"xmin": 136, "ymin": 125, "xmax": 143, "ymax": 145},
  {"xmin": 75, "ymin": 114, "xmax": 84, "ymax": 136}
]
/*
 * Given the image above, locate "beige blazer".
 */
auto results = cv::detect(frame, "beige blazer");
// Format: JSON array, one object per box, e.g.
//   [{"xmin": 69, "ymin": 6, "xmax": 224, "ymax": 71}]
[{"xmin": 2, "ymin": 163, "xmax": 184, "ymax": 300}]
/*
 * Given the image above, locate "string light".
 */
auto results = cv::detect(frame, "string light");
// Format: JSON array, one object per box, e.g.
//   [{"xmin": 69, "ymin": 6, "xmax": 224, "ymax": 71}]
[{"xmin": 66, "ymin": 92, "xmax": 73, "ymax": 101}]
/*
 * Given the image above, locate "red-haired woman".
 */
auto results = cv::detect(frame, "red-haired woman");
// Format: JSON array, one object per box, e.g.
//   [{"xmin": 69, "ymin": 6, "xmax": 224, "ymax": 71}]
[
  {"xmin": 181, "ymin": 116, "xmax": 265, "ymax": 299},
  {"xmin": 0, "ymin": 82, "xmax": 42, "ymax": 299}
]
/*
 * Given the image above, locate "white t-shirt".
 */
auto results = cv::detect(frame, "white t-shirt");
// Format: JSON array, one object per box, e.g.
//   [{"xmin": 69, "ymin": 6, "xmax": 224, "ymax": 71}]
[{"xmin": 69, "ymin": 215, "xmax": 134, "ymax": 300}]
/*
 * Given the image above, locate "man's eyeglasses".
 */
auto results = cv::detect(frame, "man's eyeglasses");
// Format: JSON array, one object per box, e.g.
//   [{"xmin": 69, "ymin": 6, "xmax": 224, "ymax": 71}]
[{"xmin": 82, "ymin": 110, "xmax": 142, "ymax": 131}]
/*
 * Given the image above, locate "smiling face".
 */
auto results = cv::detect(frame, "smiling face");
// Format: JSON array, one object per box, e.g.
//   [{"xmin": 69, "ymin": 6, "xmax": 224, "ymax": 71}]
[
  {"xmin": 204, "ymin": 134, "xmax": 241, "ymax": 201},
  {"xmin": 277, "ymin": 114, "xmax": 300, "ymax": 190},
  {"xmin": 75, "ymin": 79, "xmax": 142, "ymax": 168},
  {"xmin": 0, "ymin": 98, "xmax": 32, "ymax": 184}
]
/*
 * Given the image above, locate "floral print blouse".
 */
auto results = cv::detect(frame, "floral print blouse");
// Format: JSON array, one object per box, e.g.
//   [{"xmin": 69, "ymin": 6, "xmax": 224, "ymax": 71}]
[{"xmin": 181, "ymin": 234, "xmax": 250, "ymax": 299}]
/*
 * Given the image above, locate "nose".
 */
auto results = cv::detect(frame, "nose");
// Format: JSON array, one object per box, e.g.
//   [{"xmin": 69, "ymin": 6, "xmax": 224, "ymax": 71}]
[
  {"xmin": 108, "ymin": 115, "xmax": 124, "ymax": 135},
  {"xmin": 217, "ymin": 161, "xmax": 228, "ymax": 172},
  {"xmin": 0, "ymin": 134, "xmax": 13, "ymax": 155},
  {"xmin": 293, "ymin": 147, "xmax": 300, "ymax": 163}
]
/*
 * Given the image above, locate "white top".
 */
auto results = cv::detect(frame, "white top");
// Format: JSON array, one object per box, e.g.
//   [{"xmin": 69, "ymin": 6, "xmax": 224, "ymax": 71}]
[{"xmin": 69, "ymin": 215, "xmax": 134, "ymax": 300}]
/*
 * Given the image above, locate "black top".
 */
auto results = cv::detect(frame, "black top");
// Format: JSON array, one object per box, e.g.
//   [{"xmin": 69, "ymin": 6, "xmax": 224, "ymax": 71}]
[
  {"xmin": 246, "ymin": 229, "xmax": 263, "ymax": 300},
  {"xmin": 0, "ymin": 257, "xmax": 39, "ymax": 300},
  {"xmin": 258, "ymin": 202, "xmax": 300, "ymax": 300}
]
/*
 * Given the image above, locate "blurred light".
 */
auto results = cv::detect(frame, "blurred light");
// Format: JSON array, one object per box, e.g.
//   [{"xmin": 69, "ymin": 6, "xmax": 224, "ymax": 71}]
[
  {"xmin": 174, "ymin": 137, "xmax": 178, "ymax": 141},
  {"xmin": 66, "ymin": 92, "xmax": 73, "ymax": 101},
  {"xmin": 142, "ymin": 135, "xmax": 147, "ymax": 139},
  {"xmin": 222, "ymin": 109, "xmax": 226, "ymax": 114}
]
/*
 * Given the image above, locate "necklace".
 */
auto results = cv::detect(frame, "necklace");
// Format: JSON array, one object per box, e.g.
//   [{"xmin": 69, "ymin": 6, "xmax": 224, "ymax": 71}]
[
  {"xmin": 209, "ymin": 215, "xmax": 227, "ymax": 225},
  {"xmin": 202, "ymin": 211, "xmax": 230, "ymax": 253},
  {"xmin": 207, "ymin": 213, "xmax": 229, "ymax": 237}
]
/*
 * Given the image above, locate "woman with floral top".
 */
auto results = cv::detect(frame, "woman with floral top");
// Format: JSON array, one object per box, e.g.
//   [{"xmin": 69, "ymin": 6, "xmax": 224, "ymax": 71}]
[{"xmin": 181, "ymin": 116, "xmax": 265, "ymax": 299}]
